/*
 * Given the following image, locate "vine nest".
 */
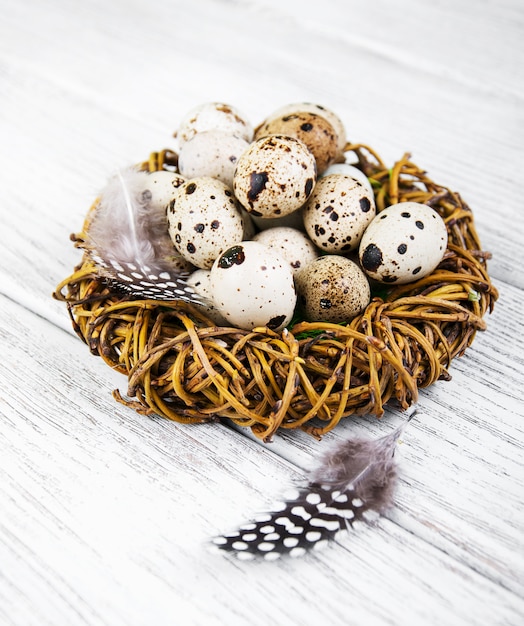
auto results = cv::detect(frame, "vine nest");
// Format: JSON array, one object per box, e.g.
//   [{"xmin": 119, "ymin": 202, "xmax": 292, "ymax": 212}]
[{"xmin": 53, "ymin": 143, "xmax": 498, "ymax": 441}]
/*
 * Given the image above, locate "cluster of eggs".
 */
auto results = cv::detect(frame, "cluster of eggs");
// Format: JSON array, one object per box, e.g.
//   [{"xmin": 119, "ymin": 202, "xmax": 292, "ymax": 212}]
[{"xmin": 149, "ymin": 102, "xmax": 448, "ymax": 331}]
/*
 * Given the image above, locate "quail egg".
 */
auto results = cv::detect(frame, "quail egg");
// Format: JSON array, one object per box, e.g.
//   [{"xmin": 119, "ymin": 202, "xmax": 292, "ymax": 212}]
[
  {"xmin": 262, "ymin": 103, "xmax": 347, "ymax": 156},
  {"xmin": 295, "ymin": 255, "xmax": 370, "ymax": 322},
  {"xmin": 255, "ymin": 112, "xmax": 338, "ymax": 174},
  {"xmin": 186, "ymin": 269, "xmax": 229, "ymax": 325},
  {"xmin": 253, "ymin": 226, "xmax": 318, "ymax": 275},
  {"xmin": 359, "ymin": 202, "xmax": 448, "ymax": 284},
  {"xmin": 210, "ymin": 241, "xmax": 297, "ymax": 331},
  {"xmin": 167, "ymin": 177, "xmax": 244, "ymax": 269},
  {"xmin": 176, "ymin": 102, "xmax": 253, "ymax": 147},
  {"xmin": 135, "ymin": 170, "xmax": 186, "ymax": 209},
  {"xmin": 233, "ymin": 135, "xmax": 317, "ymax": 218},
  {"xmin": 303, "ymin": 174, "xmax": 376, "ymax": 253},
  {"xmin": 321, "ymin": 163, "xmax": 374, "ymax": 195},
  {"xmin": 178, "ymin": 130, "xmax": 249, "ymax": 187}
]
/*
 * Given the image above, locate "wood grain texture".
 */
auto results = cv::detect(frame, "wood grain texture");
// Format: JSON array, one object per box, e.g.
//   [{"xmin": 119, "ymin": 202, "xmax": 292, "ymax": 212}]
[
  {"xmin": 1, "ymin": 0, "xmax": 523, "ymax": 624},
  {"xmin": 1, "ymin": 294, "xmax": 522, "ymax": 625}
]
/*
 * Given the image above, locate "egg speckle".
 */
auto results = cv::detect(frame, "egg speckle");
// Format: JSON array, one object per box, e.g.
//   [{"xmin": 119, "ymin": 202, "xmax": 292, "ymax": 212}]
[
  {"xmin": 233, "ymin": 135, "xmax": 317, "ymax": 219},
  {"xmin": 303, "ymin": 174, "xmax": 376, "ymax": 253},
  {"xmin": 295, "ymin": 255, "xmax": 370, "ymax": 322},
  {"xmin": 253, "ymin": 227, "xmax": 318, "ymax": 275},
  {"xmin": 167, "ymin": 177, "xmax": 244, "ymax": 269},
  {"xmin": 359, "ymin": 202, "xmax": 448, "ymax": 284},
  {"xmin": 210, "ymin": 241, "xmax": 296, "ymax": 331}
]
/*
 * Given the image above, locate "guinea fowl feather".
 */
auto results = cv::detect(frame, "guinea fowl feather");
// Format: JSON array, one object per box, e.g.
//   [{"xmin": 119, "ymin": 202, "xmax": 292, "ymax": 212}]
[
  {"xmin": 211, "ymin": 422, "xmax": 409, "ymax": 560},
  {"xmin": 86, "ymin": 167, "xmax": 205, "ymax": 303}
]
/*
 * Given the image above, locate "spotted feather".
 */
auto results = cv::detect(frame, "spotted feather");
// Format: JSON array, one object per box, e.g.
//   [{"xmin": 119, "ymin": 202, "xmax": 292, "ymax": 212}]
[{"xmin": 211, "ymin": 424, "xmax": 407, "ymax": 560}]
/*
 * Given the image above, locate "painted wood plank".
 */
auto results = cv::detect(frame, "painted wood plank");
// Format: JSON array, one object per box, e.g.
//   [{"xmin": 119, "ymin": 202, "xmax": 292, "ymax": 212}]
[{"xmin": 1, "ymin": 293, "xmax": 523, "ymax": 625}]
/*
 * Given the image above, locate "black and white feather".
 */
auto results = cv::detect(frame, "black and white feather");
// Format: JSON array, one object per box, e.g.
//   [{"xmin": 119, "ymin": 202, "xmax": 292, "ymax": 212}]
[
  {"xmin": 211, "ymin": 424, "xmax": 406, "ymax": 560},
  {"xmin": 86, "ymin": 167, "xmax": 206, "ymax": 304}
]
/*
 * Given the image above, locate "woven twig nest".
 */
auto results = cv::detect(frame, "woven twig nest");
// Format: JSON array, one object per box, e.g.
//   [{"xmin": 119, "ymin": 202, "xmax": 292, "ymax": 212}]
[{"xmin": 54, "ymin": 143, "xmax": 498, "ymax": 441}]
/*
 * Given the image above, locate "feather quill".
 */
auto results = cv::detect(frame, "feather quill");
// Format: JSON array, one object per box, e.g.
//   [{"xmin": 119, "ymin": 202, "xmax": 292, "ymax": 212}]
[
  {"xmin": 211, "ymin": 422, "xmax": 409, "ymax": 560},
  {"xmin": 86, "ymin": 167, "xmax": 206, "ymax": 304}
]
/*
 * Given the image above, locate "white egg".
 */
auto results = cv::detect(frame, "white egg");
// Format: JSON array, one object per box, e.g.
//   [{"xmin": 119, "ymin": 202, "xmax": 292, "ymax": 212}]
[
  {"xmin": 167, "ymin": 177, "xmax": 244, "ymax": 269},
  {"xmin": 321, "ymin": 163, "xmax": 373, "ymax": 195},
  {"xmin": 135, "ymin": 170, "xmax": 186, "ymax": 209},
  {"xmin": 178, "ymin": 130, "xmax": 249, "ymax": 187},
  {"xmin": 253, "ymin": 227, "xmax": 318, "ymax": 276},
  {"xmin": 295, "ymin": 255, "xmax": 370, "ymax": 322},
  {"xmin": 303, "ymin": 174, "xmax": 376, "ymax": 253},
  {"xmin": 359, "ymin": 202, "xmax": 448, "ymax": 284},
  {"xmin": 210, "ymin": 241, "xmax": 297, "ymax": 331},
  {"xmin": 176, "ymin": 102, "xmax": 253, "ymax": 147},
  {"xmin": 233, "ymin": 135, "xmax": 317, "ymax": 219}
]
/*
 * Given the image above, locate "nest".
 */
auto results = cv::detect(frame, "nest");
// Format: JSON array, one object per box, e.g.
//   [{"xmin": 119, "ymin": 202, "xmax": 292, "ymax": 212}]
[{"xmin": 54, "ymin": 144, "xmax": 498, "ymax": 441}]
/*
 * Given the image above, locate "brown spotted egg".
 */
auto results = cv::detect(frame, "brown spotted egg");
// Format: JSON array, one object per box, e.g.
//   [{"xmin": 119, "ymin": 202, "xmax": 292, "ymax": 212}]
[
  {"xmin": 255, "ymin": 112, "xmax": 338, "ymax": 174},
  {"xmin": 233, "ymin": 135, "xmax": 316, "ymax": 219},
  {"xmin": 210, "ymin": 241, "xmax": 297, "ymax": 331},
  {"xmin": 167, "ymin": 177, "xmax": 244, "ymax": 269},
  {"xmin": 359, "ymin": 202, "xmax": 448, "ymax": 284},
  {"xmin": 295, "ymin": 255, "xmax": 370, "ymax": 323},
  {"xmin": 178, "ymin": 130, "xmax": 249, "ymax": 187},
  {"xmin": 262, "ymin": 103, "xmax": 347, "ymax": 157},
  {"xmin": 176, "ymin": 102, "xmax": 253, "ymax": 147},
  {"xmin": 253, "ymin": 226, "xmax": 318, "ymax": 276},
  {"xmin": 303, "ymin": 174, "xmax": 376, "ymax": 253}
]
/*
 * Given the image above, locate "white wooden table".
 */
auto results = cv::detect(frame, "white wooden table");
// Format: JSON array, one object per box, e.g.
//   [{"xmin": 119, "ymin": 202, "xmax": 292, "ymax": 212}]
[{"xmin": 1, "ymin": 1, "xmax": 523, "ymax": 624}]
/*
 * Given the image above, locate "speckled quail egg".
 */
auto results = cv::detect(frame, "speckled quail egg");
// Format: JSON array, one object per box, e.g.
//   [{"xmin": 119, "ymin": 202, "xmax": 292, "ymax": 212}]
[
  {"xmin": 210, "ymin": 241, "xmax": 297, "ymax": 331},
  {"xmin": 359, "ymin": 202, "xmax": 448, "ymax": 284},
  {"xmin": 262, "ymin": 103, "xmax": 347, "ymax": 156},
  {"xmin": 167, "ymin": 177, "xmax": 244, "ymax": 269},
  {"xmin": 303, "ymin": 174, "xmax": 376, "ymax": 253},
  {"xmin": 295, "ymin": 255, "xmax": 370, "ymax": 323},
  {"xmin": 178, "ymin": 130, "xmax": 249, "ymax": 187},
  {"xmin": 253, "ymin": 226, "xmax": 318, "ymax": 276},
  {"xmin": 233, "ymin": 135, "xmax": 317, "ymax": 219},
  {"xmin": 321, "ymin": 163, "xmax": 374, "ymax": 195},
  {"xmin": 135, "ymin": 170, "xmax": 186, "ymax": 209},
  {"xmin": 255, "ymin": 112, "xmax": 338, "ymax": 174},
  {"xmin": 176, "ymin": 102, "xmax": 253, "ymax": 147},
  {"xmin": 185, "ymin": 269, "xmax": 229, "ymax": 326}
]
